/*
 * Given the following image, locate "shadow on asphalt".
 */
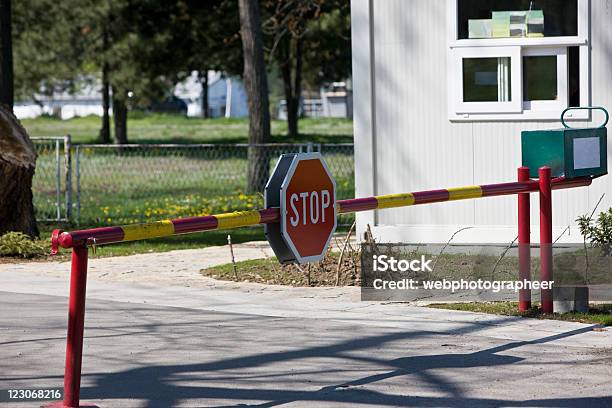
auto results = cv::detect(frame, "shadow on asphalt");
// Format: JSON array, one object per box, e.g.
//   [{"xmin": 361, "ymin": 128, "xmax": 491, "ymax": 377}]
[{"xmin": 78, "ymin": 323, "xmax": 607, "ymax": 407}]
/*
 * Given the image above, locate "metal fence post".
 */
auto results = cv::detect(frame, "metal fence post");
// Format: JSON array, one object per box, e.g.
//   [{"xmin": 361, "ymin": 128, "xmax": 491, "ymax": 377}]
[
  {"xmin": 64, "ymin": 135, "xmax": 72, "ymax": 221},
  {"xmin": 307, "ymin": 142, "xmax": 314, "ymax": 153},
  {"xmin": 76, "ymin": 146, "xmax": 81, "ymax": 225},
  {"xmin": 55, "ymin": 139, "xmax": 61, "ymax": 221}
]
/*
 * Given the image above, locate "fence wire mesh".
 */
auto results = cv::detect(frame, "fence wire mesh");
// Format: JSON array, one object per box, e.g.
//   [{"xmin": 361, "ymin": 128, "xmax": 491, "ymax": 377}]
[
  {"xmin": 66, "ymin": 143, "xmax": 354, "ymax": 227},
  {"xmin": 31, "ymin": 137, "xmax": 68, "ymax": 222}
]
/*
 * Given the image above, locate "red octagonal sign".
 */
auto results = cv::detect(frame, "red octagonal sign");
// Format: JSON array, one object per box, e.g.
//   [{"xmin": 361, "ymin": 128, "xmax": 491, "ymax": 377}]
[{"xmin": 280, "ymin": 153, "xmax": 337, "ymax": 263}]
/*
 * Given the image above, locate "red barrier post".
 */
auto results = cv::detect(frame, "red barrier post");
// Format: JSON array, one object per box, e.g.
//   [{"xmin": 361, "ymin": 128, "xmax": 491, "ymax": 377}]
[
  {"xmin": 539, "ymin": 166, "xmax": 553, "ymax": 313},
  {"xmin": 517, "ymin": 167, "xmax": 531, "ymax": 311},
  {"xmin": 45, "ymin": 245, "xmax": 98, "ymax": 408}
]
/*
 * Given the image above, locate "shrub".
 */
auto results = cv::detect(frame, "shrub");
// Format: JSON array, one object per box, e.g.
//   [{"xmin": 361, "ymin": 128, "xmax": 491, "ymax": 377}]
[
  {"xmin": 577, "ymin": 207, "xmax": 612, "ymax": 254},
  {"xmin": 0, "ymin": 232, "xmax": 47, "ymax": 258}
]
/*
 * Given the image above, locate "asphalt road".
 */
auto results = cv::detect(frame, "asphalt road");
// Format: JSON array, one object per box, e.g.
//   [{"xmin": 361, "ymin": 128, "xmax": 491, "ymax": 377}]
[{"xmin": 0, "ymin": 248, "xmax": 611, "ymax": 407}]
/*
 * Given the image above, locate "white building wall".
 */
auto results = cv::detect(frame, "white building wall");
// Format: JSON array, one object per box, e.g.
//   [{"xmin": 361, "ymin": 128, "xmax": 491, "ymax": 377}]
[{"xmin": 352, "ymin": 0, "xmax": 612, "ymax": 243}]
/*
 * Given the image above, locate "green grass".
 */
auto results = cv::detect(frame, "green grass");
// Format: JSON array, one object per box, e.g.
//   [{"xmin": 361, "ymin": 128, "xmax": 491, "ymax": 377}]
[
  {"xmin": 19, "ymin": 114, "xmax": 354, "ymax": 257},
  {"xmin": 22, "ymin": 114, "xmax": 354, "ymax": 144},
  {"xmin": 31, "ymin": 147, "xmax": 354, "ymax": 227},
  {"xmin": 27, "ymin": 114, "xmax": 355, "ymax": 227},
  {"xmin": 428, "ymin": 302, "xmax": 612, "ymax": 326}
]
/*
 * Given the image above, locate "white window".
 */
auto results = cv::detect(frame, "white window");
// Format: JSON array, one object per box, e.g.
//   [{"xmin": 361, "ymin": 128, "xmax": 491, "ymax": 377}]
[{"xmin": 448, "ymin": 0, "xmax": 590, "ymax": 121}]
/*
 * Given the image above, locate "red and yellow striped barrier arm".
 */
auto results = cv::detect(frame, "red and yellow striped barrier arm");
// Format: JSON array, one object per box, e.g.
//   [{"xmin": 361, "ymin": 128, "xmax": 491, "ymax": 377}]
[
  {"xmin": 53, "ymin": 208, "xmax": 280, "ymax": 250},
  {"xmin": 51, "ymin": 176, "xmax": 591, "ymax": 252}
]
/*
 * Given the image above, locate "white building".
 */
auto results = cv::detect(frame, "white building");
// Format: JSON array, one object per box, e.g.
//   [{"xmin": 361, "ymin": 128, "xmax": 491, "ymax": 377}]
[
  {"xmin": 351, "ymin": 0, "xmax": 611, "ymax": 244},
  {"xmin": 174, "ymin": 71, "xmax": 248, "ymax": 118},
  {"xmin": 15, "ymin": 71, "xmax": 248, "ymax": 120},
  {"xmin": 277, "ymin": 82, "xmax": 353, "ymax": 119},
  {"xmin": 14, "ymin": 83, "xmax": 105, "ymax": 120}
]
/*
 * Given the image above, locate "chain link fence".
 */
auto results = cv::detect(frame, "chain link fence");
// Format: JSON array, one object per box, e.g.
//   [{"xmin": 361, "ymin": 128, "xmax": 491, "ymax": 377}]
[
  {"xmin": 30, "ymin": 140, "xmax": 354, "ymax": 227},
  {"xmin": 31, "ymin": 137, "xmax": 72, "ymax": 222}
]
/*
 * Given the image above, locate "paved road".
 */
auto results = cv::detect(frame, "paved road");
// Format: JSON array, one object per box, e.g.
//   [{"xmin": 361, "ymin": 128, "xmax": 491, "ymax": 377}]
[{"xmin": 1, "ymin": 245, "xmax": 611, "ymax": 407}]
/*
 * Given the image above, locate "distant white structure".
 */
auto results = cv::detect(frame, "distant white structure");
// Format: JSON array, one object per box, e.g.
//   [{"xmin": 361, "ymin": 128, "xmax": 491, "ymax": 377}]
[
  {"xmin": 14, "ymin": 83, "xmax": 105, "ymax": 120},
  {"xmin": 14, "ymin": 70, "xmax": 248, "ymax": 120},
  {"xmin": 321, "ymin": 82, "xmax": 353, "ymax": 118},
  {"xmin": 175, "ymin": 71, "xmax": 248, "ymax": 118},
  {"xmin": 277, "ymin": 81, "xmax": 353, "ymax": 120}
]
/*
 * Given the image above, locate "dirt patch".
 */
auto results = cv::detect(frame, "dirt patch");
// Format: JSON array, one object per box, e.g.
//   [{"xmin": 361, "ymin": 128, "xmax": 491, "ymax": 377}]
[{"xmin": 201, "ymin": 251, "xmax": 360, "ymax": 287}]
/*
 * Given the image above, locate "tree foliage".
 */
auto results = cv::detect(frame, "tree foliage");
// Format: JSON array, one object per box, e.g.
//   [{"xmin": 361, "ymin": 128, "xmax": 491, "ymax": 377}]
[
  {"xmin": 12, "ymin": 0, "xmax": 351, "ymax": 141},
  {"xmin": 13, "ymin": 0, "xmax": 87, "ymax": 101},
  {"xmin": 262, "ymin": 0, "xmax": 350, "ymax": 137}
]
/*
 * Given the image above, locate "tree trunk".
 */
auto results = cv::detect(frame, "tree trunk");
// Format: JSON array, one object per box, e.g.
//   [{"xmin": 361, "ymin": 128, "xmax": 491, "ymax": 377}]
[
  {"xmin": 280, "ymin": 59, "xmax": 296, "ymax": 138},
  {"xmin": 238, "ymin": 0, "xmax": 271, "ymax": 194},
  {"xmin": 112, "ymin": 95, "xmax": 128, "ymax": 144},
  {"xmin": 0, "ymin": 106, "xmax": 38, "ymax": 237},
  {"xmin": 0, "ymin": 0, "xmax": 13, "ymax": 111},
  {"xmin": 279, "ymin": 37, "xmax": 303, "ymax": 139},
  {"xmin": 98, "ymin": 29, "xmax": 111, "ymax": 143},
  {"xmin": 292, "ymin": 37, "xmax": 303, "ymax": 137},
  {"xmin": 99, "ymin": 63, "xmax": 111, "ymax": 143},
  {"xmin": 200, "ymin": 69, "xmax": 209, "ymax": 118}
]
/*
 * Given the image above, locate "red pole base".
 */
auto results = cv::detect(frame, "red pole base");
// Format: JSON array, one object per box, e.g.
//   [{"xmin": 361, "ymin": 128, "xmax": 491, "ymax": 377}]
[
  {"xmin": 518, "ymin": 300, "xmax": 531, "ymax": 312},
  {"xmin": 539, "ymin": 167, "xmax": 553, "ymax": 314},
  {"xmin": 54, "ymin": 246, "xmax": 91, "ymax": 408},
  {"xmin": 517, "ymin": 166, "xmax": 531, "ymax": 312}
]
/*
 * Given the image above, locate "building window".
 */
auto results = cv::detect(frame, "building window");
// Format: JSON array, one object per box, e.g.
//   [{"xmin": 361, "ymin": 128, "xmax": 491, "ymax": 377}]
[
  {"xmin": 453, "ymin": 46, "xmax": 522, "ymax": 114},
  {"xmin": 448, "ymin": 0, "xmax": 590, "ymax": 121},
  {"xmin": 521, "ymin": 47, "xmax": 567, "ymax": 112},
  {"xmin": 457, "ymin": 0, "xmax": 578, "ymax": 40},
  {"xmin": 463, "ymin": 57, "xmax": 511, "ymax": 102}
]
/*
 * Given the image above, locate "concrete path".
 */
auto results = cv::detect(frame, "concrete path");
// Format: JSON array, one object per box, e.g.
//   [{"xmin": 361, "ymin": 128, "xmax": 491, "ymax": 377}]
[{"xmin": 0, "ymin": 243, "xmax": 611, "ymax": 407}]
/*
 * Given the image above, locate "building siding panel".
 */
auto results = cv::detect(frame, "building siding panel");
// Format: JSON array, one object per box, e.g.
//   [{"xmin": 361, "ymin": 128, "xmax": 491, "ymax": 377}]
[{"xmin": 353, "ymin": 0, "xmax": 612, "ymax": 243}]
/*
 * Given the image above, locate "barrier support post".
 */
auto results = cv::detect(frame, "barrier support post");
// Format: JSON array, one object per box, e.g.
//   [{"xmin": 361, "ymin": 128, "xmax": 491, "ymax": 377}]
[
  {"xmin": 44, "ymin": 245, "xmax": 98, "ymax": 408},
  {"xmin": 539, "ymin": 166, "xmax": 553, "ymax": 313},
  {"xmin": 518, "ymin": 166, "xmax": 531, "ymax": 311}
]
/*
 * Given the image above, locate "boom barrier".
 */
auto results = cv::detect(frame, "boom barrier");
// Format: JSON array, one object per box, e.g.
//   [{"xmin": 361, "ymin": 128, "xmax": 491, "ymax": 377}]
[
  {"xmin": 46, "ymin": 169, "xmax": 594, "ymax": 408},
  {"xmin": 51, "ymin": 175, "xmax": 590, "ymax": 251},
  {"xmin": 44, "ymin": 106, "xmax": 609, "ymax": 408}
]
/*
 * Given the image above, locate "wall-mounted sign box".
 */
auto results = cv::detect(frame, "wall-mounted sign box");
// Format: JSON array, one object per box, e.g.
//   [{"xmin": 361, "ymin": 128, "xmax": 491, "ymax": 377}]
[{"xmin": 521, "ymin": 107, "xmax": 608, "ymax": 179}]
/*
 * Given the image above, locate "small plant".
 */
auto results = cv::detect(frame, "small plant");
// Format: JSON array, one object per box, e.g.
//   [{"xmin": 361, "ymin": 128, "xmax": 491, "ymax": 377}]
[
  {"xmin": 577, "ymin": 207, "xmax": 612, "ymax": 254},
  {"xmin": 0, "ymin": 232, "xmax": 47, "ymax": 258}
]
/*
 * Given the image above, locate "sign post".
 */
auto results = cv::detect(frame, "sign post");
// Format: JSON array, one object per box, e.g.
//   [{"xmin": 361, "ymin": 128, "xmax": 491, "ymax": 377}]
[{"xmin": 265, "ymin": 153, "xmax": 337, "ymax": 264}]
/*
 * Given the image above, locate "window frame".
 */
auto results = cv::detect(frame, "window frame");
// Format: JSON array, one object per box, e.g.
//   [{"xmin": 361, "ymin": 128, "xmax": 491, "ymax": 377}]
[
  {"xmin": 521, "ymin": 47, "xmax": 568, "ymax": 112},
  {"xmin": 452, "ymin": 46, "xmax": 522, "ymax": 114},
  {"xmin": 447, "ymin": 0, "xmax": 591, "ymax": 122}
]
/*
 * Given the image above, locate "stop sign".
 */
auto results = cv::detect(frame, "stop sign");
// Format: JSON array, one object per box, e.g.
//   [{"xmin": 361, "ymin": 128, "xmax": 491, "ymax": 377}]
[{"xmin": 280, "ymin": 153, "xmax": 337, "ymax": 263}]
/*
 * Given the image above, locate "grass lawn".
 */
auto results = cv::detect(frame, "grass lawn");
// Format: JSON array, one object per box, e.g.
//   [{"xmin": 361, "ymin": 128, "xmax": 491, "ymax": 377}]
[
  {"xmin": 428, "ymin": 302, "xmax": 612, "ymax": 326},
  {"xmin": 27, "ymin": 114, "xmax": 355, "ymax": 229},
  {"xmin": 10, "ymin": 114, "xmax": 355, "ymax": 259},
  {"xmin": 22, "ymin": 114, "xmax": 354, "ymax": 144}
]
